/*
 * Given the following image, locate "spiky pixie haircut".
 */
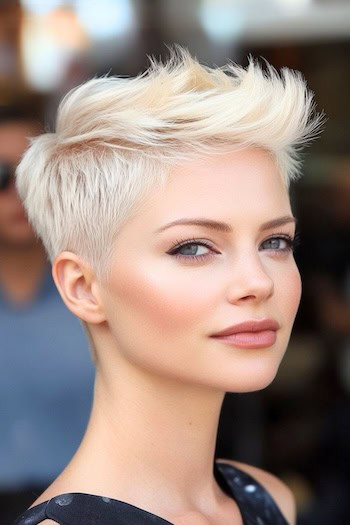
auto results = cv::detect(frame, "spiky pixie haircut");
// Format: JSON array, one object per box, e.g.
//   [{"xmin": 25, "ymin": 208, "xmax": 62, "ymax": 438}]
[{"xmin": 16, "ymin": 47, "xmax": 321, "ymax": 279}]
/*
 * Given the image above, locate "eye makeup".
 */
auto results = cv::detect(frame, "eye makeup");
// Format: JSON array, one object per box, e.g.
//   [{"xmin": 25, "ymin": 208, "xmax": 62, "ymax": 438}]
[{"xmin": 167, "ymin": 238, "xmax": 219, "ymax": 262}]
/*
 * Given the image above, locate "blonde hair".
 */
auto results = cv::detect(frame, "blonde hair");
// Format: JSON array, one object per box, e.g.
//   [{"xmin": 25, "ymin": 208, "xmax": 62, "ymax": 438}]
[{"xmin": 16, "ymin": 47, "xmax": 322, "ymax": 278}]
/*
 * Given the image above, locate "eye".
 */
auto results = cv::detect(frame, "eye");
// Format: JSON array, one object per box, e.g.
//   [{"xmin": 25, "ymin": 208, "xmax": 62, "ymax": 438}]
[
  {"xmin": 260, "ymin": 234, "xmax": 296, "ymax": 253},
  {"xmin": 167, "ymin": 239, "xmax": 217, "ymax": 261}
]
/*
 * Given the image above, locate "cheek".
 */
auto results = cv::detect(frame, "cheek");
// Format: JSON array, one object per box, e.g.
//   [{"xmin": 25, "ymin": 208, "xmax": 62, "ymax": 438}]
[
  {"xmin": 0, "ymin": 199, "xmax": 10, "ymax": 224},
  {"xmin": 107, "ymin": 262, "xmax": 216, "ymax": 336},
  {"xmin": 280, "ymin": 263, "xmax": 302, "ymax": 321},
  {"xmin": 0, "ymin": 194, "xmax": 23, "ymax": 224}
]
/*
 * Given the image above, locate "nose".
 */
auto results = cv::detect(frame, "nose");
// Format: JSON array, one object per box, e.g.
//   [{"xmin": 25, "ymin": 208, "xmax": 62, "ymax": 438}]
[{"xmin": 226, "ymin": 252, "xmax": 274, "ymax": 304}]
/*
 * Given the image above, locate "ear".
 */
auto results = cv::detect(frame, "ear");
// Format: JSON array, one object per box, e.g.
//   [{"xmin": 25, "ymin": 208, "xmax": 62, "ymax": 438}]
[{"xmin": 52, "ymin": 251, "xmax": 106, "ymax": 324}]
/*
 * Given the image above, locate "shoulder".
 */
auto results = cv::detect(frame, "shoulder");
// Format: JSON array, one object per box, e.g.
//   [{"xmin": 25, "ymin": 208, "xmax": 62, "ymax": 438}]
[{"xmin": 218, "ymin": 459, "xmax": 296, "ymax": 525}]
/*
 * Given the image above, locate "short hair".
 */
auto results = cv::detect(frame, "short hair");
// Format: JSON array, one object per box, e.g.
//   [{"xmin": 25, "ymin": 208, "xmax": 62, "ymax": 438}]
[{"xmin": 16, "ymin": 47, "xmax": 322, "ymax": 279}]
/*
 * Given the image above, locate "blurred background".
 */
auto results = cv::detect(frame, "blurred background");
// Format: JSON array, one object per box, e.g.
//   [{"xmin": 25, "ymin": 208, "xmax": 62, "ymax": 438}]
[{"xmin": 0, "ymin": 0, "xmax": 349, "ymax": 524}]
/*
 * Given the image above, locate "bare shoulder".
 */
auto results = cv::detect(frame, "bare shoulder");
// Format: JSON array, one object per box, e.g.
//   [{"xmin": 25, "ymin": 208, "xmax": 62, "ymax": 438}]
[{"xmin": 219, "ymin": 459, "xmax": 296, "ymax": 525}]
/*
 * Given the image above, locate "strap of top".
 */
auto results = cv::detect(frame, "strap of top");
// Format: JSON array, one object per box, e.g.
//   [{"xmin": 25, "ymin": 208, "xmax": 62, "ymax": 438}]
[
  {"xmin": 13, "ymin": 463, "xmax": 289, "ymax": 525},
  {"xmin": 215, "ymin": 462, "xmax": 289, "ymax": 525},
  {"xmin": 13, "ymin": 494, "xmax": 172, "ymax": 525}
]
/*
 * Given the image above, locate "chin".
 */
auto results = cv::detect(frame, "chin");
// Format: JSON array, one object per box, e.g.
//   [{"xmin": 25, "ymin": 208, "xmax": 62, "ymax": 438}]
[
  {"xmin": 222, "ymin": 363, "xmax": 281, "ymax": 394},
  {"xmin": 231, "ymin": 376, "xmax": 277, "ymax": 394}
]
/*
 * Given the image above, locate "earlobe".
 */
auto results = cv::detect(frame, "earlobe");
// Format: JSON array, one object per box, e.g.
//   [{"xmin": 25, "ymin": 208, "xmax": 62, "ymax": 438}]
[{"xmin": 52, "ymin": 252, "xmax": 106, "ymax": 324}]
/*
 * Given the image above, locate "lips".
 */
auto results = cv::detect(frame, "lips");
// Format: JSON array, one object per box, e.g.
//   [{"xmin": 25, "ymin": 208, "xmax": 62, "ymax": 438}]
[{"xmin": 210, "ymin": 319, "xmax": 279, "ymax": 349}]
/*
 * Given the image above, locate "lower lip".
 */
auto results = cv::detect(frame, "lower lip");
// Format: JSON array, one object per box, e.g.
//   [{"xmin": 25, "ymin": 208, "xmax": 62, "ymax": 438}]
[{"xmin": 211, "ymin": 330, "xmax": 277, "ymax": 349}]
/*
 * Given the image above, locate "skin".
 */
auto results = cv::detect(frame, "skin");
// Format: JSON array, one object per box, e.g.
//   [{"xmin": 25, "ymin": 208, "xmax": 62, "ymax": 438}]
[
  {"xmin": 39, "ymin": 148, "xmax": 299, "ymax": 524},
  {"xmin": 0, "ymin": 122, "xmax": 37, "ymax": 246},
  {"xmin": 0, "ymin": 121, "xmax": 47, "ymax": 305}
]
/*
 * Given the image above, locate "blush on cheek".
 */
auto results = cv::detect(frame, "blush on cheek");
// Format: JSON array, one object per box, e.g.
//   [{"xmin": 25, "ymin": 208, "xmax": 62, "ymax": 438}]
[{"xmin": 109, "ymin": 264, "xmax": 211, "ymax": 336}]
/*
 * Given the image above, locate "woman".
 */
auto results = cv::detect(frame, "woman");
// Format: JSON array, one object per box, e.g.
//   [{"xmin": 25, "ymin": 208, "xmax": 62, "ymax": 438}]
[{"xmin": 14, "ymin": 48, "xmax": 321, "ymax": 524}]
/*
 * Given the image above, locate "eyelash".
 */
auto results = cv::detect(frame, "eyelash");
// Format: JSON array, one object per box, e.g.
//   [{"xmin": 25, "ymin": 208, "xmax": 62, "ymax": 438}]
[
  {"xmin": 259, "ymin": 232, "xmax": 300, "ymax": 254},
  {"xmin": 167, "ymin": 233, "xmax": 300, "ymax": 262},
  {"xmin": 167, "ymin": 238, "xmax": 217, "ymax": 261}
]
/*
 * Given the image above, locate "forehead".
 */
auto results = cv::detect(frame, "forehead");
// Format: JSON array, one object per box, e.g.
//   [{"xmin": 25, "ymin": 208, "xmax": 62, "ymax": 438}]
[
  {"xmin": 117, "ymin": 148, "xmax": 292, "ymax": 243},
  {"xmin": 148, "ymin": 148, "xmax": 290, "ymax": 218}
]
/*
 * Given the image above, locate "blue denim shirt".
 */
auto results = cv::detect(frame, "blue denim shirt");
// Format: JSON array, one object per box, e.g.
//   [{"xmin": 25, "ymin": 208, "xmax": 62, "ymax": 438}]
[{"xmin": 0, "ymin": 267, "xmax": 94, "ymax": 489}]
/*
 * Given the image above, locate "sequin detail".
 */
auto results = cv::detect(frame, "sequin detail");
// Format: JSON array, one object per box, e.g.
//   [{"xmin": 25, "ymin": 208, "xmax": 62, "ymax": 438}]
[{"xmin": 54, "ymin": 494, "xmax": 74, "ymax": 506}]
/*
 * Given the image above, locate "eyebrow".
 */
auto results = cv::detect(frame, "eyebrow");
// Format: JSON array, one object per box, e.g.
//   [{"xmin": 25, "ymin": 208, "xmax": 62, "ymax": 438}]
[{"xmin": 156, "ymin": 215, "xmax": 296, "ymax": 234}]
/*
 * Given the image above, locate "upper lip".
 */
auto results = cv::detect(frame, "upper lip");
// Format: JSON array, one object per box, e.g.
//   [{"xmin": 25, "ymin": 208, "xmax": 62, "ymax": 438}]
[{"xmin": 211, "ymin": 319, "xmax": 280, "ymax": 337}]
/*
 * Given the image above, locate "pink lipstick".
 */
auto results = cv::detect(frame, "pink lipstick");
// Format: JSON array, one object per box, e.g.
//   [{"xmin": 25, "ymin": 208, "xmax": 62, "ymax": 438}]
[{"xmin": 210, "ymin": 319, "xmax": 279, "ymax": 349}]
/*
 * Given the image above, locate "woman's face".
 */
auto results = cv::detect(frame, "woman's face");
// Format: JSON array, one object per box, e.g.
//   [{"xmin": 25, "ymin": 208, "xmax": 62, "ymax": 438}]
[
  {"xmin": 0, "ymin": 122, "xmax": 38, "ymax": 247},
  {"xmin": 98, "ymin": 148, "xmax": 301, "ymax": 392}
]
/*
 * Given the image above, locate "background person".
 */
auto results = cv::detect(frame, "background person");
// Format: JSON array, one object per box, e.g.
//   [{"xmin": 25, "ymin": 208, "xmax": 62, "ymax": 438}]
[{"xmin": 0, "ymin": 107, "xmax": 94, "ymax": 524}]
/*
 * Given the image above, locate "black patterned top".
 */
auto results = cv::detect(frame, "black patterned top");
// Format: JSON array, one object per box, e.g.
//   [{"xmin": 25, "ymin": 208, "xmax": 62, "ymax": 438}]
[{"xmin": 13, "ymin": 462, "xmax": 289, "ymax": 524}]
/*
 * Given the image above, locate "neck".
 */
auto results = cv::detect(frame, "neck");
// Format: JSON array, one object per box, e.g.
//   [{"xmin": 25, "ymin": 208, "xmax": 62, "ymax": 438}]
[
  {"xmin": 70, "ymin": 359, "xmax": 225, "ymax": 507},
  {"xmin": 0, "ymin": 241, "xmax": 47, "ymax": 304}
]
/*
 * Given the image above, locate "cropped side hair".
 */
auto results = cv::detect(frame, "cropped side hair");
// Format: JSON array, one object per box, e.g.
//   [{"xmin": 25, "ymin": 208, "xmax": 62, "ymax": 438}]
[{"xmin": 16, "ymin": 47, "xmax": 322, "ymax": 279}]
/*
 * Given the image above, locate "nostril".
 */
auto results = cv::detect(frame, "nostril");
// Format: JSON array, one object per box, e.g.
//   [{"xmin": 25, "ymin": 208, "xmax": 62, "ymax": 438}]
[{"xmin": 240, "ymin": 295, "xmax": 257, "ymax": 301}]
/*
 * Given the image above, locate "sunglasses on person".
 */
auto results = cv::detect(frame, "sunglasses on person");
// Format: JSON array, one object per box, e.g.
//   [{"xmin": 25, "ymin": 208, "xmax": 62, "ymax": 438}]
[{"xmin": 0, "ymin": 163, "xmax": 15, "ymax": 191}]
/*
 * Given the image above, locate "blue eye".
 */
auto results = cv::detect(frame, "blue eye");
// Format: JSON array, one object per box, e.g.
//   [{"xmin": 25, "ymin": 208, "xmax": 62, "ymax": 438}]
[
  {"xmin": 167, "ymin": 239, "xmax": 216, "ymax": 260},
  {"xmin": 260, "ymin": 235, "xmax": 296, "ymax": 252},
  {"xmin": 175, "ymin": 243, "xmax": 210, "ymax": 256}
]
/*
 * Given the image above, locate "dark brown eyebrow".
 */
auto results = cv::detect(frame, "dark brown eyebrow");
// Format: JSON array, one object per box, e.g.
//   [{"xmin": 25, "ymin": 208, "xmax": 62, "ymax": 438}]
[{"xmin": 156, "ymin": 215, "xmax": 296, "ymax": 234}]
